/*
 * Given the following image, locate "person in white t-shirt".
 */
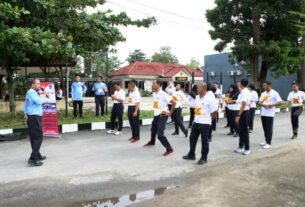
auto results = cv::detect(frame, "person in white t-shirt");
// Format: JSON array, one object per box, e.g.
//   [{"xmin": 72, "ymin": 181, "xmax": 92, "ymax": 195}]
[
  {"xmin": 226, "ymin": 84, "xmax": 240, "ymax": 137},
  {"xmin": 248, "ymin": 84, "xmax": 258, "ymax": 132},
  {"xmin": 234, "ymin": 79, "xmax": 252, "ymax": 155},
  {"xmin": 144, "ymin": 79, "xmax": 176, "ymax": 156},
  {"xmin": 165, "ymin": 81, "xmax": 176, "ymax": 122},
  {"xmin": 171, "ymin": 84, "xmax": 188, "ymax": 137},
  {"xmin": 286, "ymin": 82, "xmax": 305, "ymax": 139},
  {"xmin": 183, "ymin": 83, "xmax": 218, "ymax": 165},
  {"xmin": 127, "ymin": 81, "xmax": 141, "ymax": 143},
  {"xmin": 259, "ymin": 81, "xmax": 282, "ymax": 149},
  {"xmin": 107, "ymin": 82, "xmax": 126, "ymax": 135}
]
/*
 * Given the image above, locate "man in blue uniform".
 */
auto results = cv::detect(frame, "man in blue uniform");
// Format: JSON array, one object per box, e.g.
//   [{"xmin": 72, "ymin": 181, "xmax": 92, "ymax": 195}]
[
  {"xmin": 92, "ymin": 76, "xmax": 107, "ymax": 117},
  {"xmin": 24, "ymin": 79, "xmax": 47, "ymax": 167},
  {"xmin": 71, "ymin": 75, "xmax": 87, "ymax": 118}
]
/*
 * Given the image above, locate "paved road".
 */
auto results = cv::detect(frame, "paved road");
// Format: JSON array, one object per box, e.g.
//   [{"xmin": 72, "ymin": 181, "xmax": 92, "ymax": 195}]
[{"xmin": 0, "ymin": 113, "xmax": 304, "ymax": 207}]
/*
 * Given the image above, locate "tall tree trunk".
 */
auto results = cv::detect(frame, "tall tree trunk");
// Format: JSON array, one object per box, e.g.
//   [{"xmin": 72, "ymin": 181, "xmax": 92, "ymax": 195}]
[
  {"xmin": 298, "ymin": 36, "xmax": 305, "ymax": 90},
  {"xmin": 5, "ymin": 65, "xmax": 16, "ymax": 114},
  {"xmin": 259, "ymin": 60, "xmax": 268, "ymax": 89},
  {"xmin": 251, "ymin": 3, "xmax": 260, "ymax": 88}
]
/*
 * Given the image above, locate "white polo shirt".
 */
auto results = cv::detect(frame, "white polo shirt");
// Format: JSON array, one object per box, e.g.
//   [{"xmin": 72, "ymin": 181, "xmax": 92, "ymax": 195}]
[
  {"xmin": 128, "ymin": 90, "xmax": 141, "ymax": 106},
  {"xmin": 194, "ymin": 94, "xmax": 218, "ymax": 125},
  {"xmin": 173, "ymin": 90, "xmax": 187, "ymax": 108},
  {"xmin": 113, "ymin": 89, "xmax": 126, "ymax": 104},
  {"xmin": 250, "ymin": 90, "xmax": 258, "ymax": 108},
  {"xmin": 260, "ymin": 89, "xmax": 282, "ymax": 117},
  {"xmin": 287, "ymin": 90, "xmax": 305, "ymax": 107},
  {"xmin": 153, "ymin": 90, "xmax": 172, "ymax": 116},
  {"xmin": 237, "ymin": 88, "xmax": 251, "ymax": 111}
]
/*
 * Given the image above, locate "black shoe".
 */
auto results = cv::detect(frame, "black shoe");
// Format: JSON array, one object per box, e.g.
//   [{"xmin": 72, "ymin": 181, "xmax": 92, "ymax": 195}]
[
  {"xmin": 233, "ymin": 134, "xmax": 239, "ymax": 138},
  {"xmin": 197, "ymin": 158, "xmax": 207, "ymax": 165},
  {"xmin": 38, "ymin": 155, "xmax": 47, "ymax": 161},
  {"xmin": 184, "ymin": 129, "xmax": 189, "ymax": 138},
  {"xmin": 172, "ymin": 132, "xmax": 179, "ymax": 135},
  {"xmin": 227, "ymin": 132, "xmax": 234, "ymax": 136},
  {"xmin": 28, "ymin": 159, "xmax": 43, "ymax": 167},
  {"xmin": 208, "ymin": 138, "xmax": 212, "ymax": 142},
  {"xmin": 183, "ymin": 155, "xmax": 196, "ymax": 160},
  {"xmin": 188, "ymin": 125, "xmax": 192, "ymax": 129}
]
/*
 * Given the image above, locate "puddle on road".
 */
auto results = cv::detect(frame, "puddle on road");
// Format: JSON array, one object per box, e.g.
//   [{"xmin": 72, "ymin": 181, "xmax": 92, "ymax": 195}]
[{"xmin": 81, "ymin": 186, "xmax": 179, "ymax": 207}]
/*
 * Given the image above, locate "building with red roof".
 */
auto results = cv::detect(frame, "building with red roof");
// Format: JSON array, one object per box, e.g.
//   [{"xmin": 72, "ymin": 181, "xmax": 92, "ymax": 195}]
[{"xmin": 109, "ymin": 61, "xmax": 204, "ymax": 93}]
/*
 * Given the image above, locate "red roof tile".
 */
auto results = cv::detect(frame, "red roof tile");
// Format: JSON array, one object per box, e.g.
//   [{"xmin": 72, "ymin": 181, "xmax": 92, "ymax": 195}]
[{"xmin": 110, "ymin": 61, "xmax": 203, "ymax": 78}]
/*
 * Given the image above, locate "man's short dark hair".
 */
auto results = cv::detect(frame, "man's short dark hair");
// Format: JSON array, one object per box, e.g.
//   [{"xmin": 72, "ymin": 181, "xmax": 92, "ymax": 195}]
[
  {"xmin": 98, "ymin": 75, "xmax": 103, "ymax": 79},
  {"xmin": 292, "ymin": 82, "xmax": 298, "ymax": 86},
  {"xmin": 155, "ymin": 79, "xmax": 163, "ymax": 87},
  {"xmin": 240, "ymin": 79, "xmax": 248, "ymax": 87},
  {"xmin": 263, "ymin": 80, "xmax": 272, "ymax": 86},
  {"xmin": 75, "ymin": 74, "xmax": 80, "ymax": 77},
  {"xmin": 114, "ymin": 82, "xmax": 121, "ymax": 86}
]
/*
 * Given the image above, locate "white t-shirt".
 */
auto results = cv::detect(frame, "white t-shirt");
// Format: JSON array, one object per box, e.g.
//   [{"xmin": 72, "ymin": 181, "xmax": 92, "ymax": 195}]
[
  {"xmin": 165, "ymin": 86, "xmax": 176, "ymax": 105},
  {"xmin": 194, "ymin": 94, "xmax": 218, "ymax": 125},
  {"xmin": 113, "ymin": 89, "xmax": 126, "ymax": 104},
  {"xmin": 227, "ymin": 94, "xmax": 240, "ymax": 111},
  {"xmin": 153, "ymin": 90, "xmax": 172, "ymax": 116},
  {"xmin": 287, "ymin": 91, "xmax": 305, "ymax": 107},
  {"xmin": 237, "ymin": 88, "xmax": 251, "ymax": 111},
  {"xmin": 128, "ymin": 90, "xmax": 141, "ymax": 106},
  {"xmin": 260, "ymin": 89, "xmax": 282, "ymax": 117},
  {"xmin": 250, "ymin": 90, "xmax": 258, "ymax": 108},
  {"xmin": 173, "ymin": 90, "xmax": 187, "ymax": 108}
]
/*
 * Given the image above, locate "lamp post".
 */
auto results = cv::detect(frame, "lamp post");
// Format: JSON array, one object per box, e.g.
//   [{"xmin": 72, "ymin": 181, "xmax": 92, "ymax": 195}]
[{"xmin": 105, "ymin": 48, "xmax": 109, "ymax": 115}]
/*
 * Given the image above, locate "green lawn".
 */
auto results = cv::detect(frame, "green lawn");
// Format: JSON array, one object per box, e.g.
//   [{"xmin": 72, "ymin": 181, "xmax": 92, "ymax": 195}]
[{"xmin": 0, "ymin": 110, "xmax": 189, "ymax": 130}]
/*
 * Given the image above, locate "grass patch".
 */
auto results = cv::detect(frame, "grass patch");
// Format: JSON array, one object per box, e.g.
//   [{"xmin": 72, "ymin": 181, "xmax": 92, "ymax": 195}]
[{"xmin": 0, "ymin": 110, "xmax": 189, "ymax": 129}]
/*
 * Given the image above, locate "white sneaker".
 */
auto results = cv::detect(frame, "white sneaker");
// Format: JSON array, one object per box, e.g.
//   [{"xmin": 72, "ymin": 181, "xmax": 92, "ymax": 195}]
[
  {"xmin": 107, "ymin": 130, "xmax": 115, "ymax": 134},
  {"xmin": 243, "ymin": 150, "xmax": 251, "ymax": 155},
  {"xmin": 234, "ymin": 148, "xmax": 244, "ymax": 154},
  {"xmin": 114, "ymin": 131, "xmax": 123, "ymax": 135},
  {"xmin": 262, "ymin": 144, "xmax": 271, "ymax": 149},
  {"xmin": 259, "ymin": 142, "xmax": 267, "ymax": 146}
]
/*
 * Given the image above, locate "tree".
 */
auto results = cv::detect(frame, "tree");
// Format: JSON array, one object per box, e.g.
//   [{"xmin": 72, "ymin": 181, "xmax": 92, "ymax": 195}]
[
  {"xmin": 0, "ymin": 0, "xmax": 156, "ymax": 114},
  {"xmin": 151, "ymin": 46, "xmax": 179, "ymax": 64},
  {"xmin": 186, "ymin": 58, "xmax": 201, "ymax": 69},
  {"xmin": 206, "ymin": 0, "xmax": 303, "ymax": 89},
  {"xmin": 126, "ymin": 49, "xmax": 148, "ymax": 64},
  {"xmin": 91, "ymin": 51, "xmax": 123, "ymax": 76}
]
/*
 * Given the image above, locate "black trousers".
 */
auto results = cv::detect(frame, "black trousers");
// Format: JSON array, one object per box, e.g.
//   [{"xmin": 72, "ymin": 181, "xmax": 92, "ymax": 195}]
[
  {"xmin": 291, "ymin": 106, "xmax": 303, "ymax": 134},
  {"xmin": 168, "ymin": 104, "xmax": 174, "ymax": 121},
  {"xmin": 73, "ymin": 100, "xmax": 83, "ymax": 118},
  {"xmin": 188, "ymin": 123, "xmax": 210, "ymax": 160},
  {"xmin": 208, "ymin": 116, "xmax": 217, "ymax": 141},
  {"xmin": 238, "ymin": 111, "xmax": 250, "ymax": 150},
  {"xmin": 228, "ymin": 109, "xmax": 239, "ymax": 134},
  {"xmin": 189, "ymin": 108, "xmax": 195, "ymax": 127},
  {"xmin": 261, "ymin": 116, "xmax": 274, "ymax": 145},
  {"xmin": 172, "ymin": 108, "xmax": 187, "ymax": 134},
  {"xmin": 150, "ymin": 115, "xmax": 173, "ymax": 150},
  {"xmin": 249, "ymin": 108, "xmax": 256, "ymax": 130},
  {"xmin": 95, "ymin": 95, "xmax": 105, "ymax": 116},
  {"xmin": 128, "ymin": 106, "xmax": 140, "ymax": 137},
  {"xmin": 111, "ymin": 103, "xmax": 124, "ymax": 131},
  {"xmin": 27, "ymin": 115, "xmax": 43, "ymax": 160}
]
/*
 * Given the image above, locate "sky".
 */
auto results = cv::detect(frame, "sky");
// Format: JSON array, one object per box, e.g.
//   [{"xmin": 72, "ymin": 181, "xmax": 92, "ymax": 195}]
[{"xmin": 90, "ymin": 0, "xmax": 224, "ymax": 66}]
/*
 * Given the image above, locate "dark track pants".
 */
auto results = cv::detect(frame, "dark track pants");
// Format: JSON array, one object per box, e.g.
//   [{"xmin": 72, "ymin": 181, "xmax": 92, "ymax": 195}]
[
  {"xmin": 238, "ymin": 111, "xmax": 250, "ymax": 150},
  {"xmin": 27, "ymin": 115, "xmax": 43, "ymax": 160},
  {"xmin": 261, "ymin": 116, "xmax": 274, "ymax": 145},
  {"xmin": 128, "ymin": 106, "xmax": 140, "ymax": 138},
  {"xmin": 73, "ymin": 100, "xmax": 83, "ymax": 118},
  {"xmin": 149, "ymin": 115, "xmax": 173, "ymax": 150},
  {"xmin": 248, "ymin": 107, "xmax": 256, "ymax": 130},
  {"xmin": 291, "ymin": 106, "xmax": 303, "ymax": 135},
  {"xmin": 111, "ymin": 103, "xmax": 124, "ymax": 131},
  {"xmin": 172, "ymin": 108, "xmax": 187, "ymax": 134},
  {"xmin": 188, "ymin": 123, "xmax": 210, "ymax": 160},
  {"xmin": 95, "ymin": 95, "xmax": 105, "ymax": 116}
]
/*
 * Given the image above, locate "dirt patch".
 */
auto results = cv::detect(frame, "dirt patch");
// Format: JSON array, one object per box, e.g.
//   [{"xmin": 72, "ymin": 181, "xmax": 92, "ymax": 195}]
[{"xmin": 135, "ymin": 142, "xmax": 305, "ymax": 207}]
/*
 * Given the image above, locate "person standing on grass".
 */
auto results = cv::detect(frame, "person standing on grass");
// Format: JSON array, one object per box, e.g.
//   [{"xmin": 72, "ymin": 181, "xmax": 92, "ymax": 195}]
[
  {"xmin": 144, "ymin": 79, "xmax": 176, "ymax": 156},
  {"xmin": 24, "ymin": 79, "xmax": 47, "ymax": 167},
  {"xmin": 259, "ymin": 81, "xmax": 282, "ymax": 149},
  {"xmin": 107, "ymin": 82, "xmax": 125, "ymax": 135},
  {"xmin": 127, "ymin": 81, "xmax": 141, "ymax": 143},
  {"xmin": 92, "ymin": 76, "xmax": 107, "ymax": 117},
  {"xmin": 248, "ymin": 84, "xmax": 258, "ymax": 132},
  {"xmin": 187, "ymin": 85, "xmax": 197, "ymax": 128},
  {"xmin": 171, "ymin": 84, "xmax": 188, "ymax": 138},
  {"xmin": 183, "ymin": 83, "xmax": 218, "ymax": 165},
  {"xmin": 71, "ymin": 74, "xmax": 87, "ymax": 118},
  {"xmin": 286, "ymin": 82, "xmax": 305, "ymax": 139},
  {"xmin": 55, "ymin": 85, "xmax": 63, "ymax": 101},
  {"xmin": 234, "ymin": 79, "xmax": 252, "ymax": 155}
]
